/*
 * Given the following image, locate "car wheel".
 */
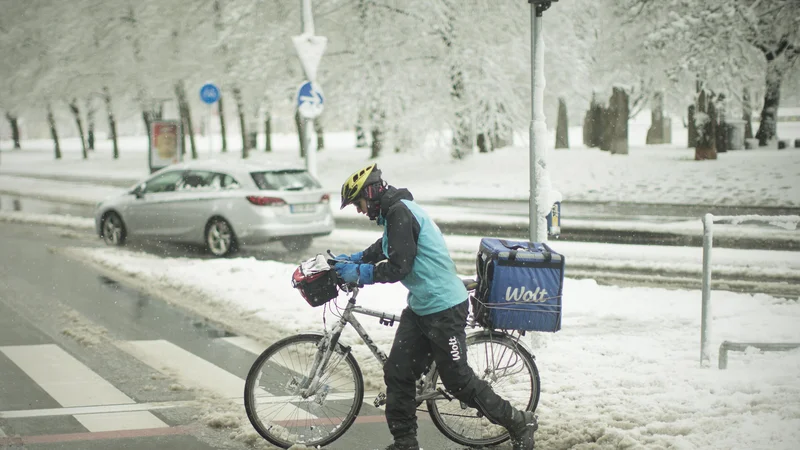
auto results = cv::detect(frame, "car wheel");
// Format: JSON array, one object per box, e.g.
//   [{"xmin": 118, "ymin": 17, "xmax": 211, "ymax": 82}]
[
  {"xmin": 206, "ymin": 218, "xmax": 237, "ymax": 257},
  {"xmin": 281, "ymin": 235, "xmax": 313, "ymax": 252},
  {"xmin": 101, "ymin": 212, "xmax": 127, "ymax": 246}
]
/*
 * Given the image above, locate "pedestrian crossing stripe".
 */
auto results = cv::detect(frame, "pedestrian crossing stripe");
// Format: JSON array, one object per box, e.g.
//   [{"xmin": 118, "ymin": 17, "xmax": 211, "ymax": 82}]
[
  {"xmin": 115, "ymin": 339, "xmax": 319, "ymax": 422},
  {"xmin": 1, "ymin": 337, "xmax": 379, "ymax": 437},
  {"xmin": 0, "ymin": 344, "xmax": 168, "ymax": 432},
  {"xmin": 219, "ymin": 336, "xmax": 379, "ymax": 403}
]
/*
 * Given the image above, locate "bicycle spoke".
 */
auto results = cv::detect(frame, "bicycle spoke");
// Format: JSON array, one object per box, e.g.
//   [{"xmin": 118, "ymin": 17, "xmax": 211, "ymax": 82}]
[
  {"xmin": 427, "ymin": 332, "xmax": 540, "ymax": 447},
  {"xmin": 245, "ymin": 335, "xmax": 364, "ymax": 448}
]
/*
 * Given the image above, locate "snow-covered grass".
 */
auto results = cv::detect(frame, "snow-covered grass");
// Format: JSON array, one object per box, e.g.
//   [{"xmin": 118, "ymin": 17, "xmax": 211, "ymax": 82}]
[
  {"xmin": 61, "ymin": 245, "xmax": 800, "ymax": 450},
  {"xmin": 2, "ymin": 123, "xmax": 799, "ymax": 208}
]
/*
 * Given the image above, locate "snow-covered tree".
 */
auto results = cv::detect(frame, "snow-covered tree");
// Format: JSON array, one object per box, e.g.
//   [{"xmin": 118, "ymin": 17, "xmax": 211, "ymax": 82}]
[{"xmin": 620, "ymin": 0, "xmax": 800, "ymax": 146}]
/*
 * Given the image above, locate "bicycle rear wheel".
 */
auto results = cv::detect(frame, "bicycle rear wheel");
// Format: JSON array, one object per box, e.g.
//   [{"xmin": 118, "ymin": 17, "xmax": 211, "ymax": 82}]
[
  {"xmin": 426, "ymin": 330, "xmax": 540, "ymax": 447},
  {"xmin": 244, "ymin": 333, "xmax": 364, "ymax": 449}
]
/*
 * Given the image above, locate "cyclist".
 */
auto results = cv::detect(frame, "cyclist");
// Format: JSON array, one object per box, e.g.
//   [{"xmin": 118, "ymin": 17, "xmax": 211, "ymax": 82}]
[{"xmin": 334, "ymin": 163, "xmax": 538, "ymax": 450}]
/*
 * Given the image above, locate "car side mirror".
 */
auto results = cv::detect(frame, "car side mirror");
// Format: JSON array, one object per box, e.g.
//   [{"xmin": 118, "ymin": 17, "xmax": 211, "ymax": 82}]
[{"xmin": 132, "ymin": 183, "xmax": 146, "ymax": 199}]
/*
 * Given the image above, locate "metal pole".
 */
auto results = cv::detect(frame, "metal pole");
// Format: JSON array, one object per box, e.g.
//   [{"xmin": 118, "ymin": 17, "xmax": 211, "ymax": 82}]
[
  {"xmin": 208, "ymin": 105, "xmax": 213, "ymax": 158},
  {"xmin": 701, "ymin": 213, "xmax": 713, "ymax": 366},
  {"xmin": 300, "ymin": 0, "xmax": 317, "ymax": 177},
  {"xmin": 529, "ymin": 4, "xmax": 546, "ymax": 243}
]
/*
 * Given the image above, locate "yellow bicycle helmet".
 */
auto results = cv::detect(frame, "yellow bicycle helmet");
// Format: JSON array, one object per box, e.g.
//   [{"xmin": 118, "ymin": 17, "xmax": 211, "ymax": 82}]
[{"xmin": 340, "ymin": 163, "xmax": 382, "ymax": 209}]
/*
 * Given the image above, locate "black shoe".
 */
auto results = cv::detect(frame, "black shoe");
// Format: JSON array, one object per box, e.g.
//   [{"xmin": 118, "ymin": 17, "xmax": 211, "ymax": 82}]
[
  {"xmin": 509, "ymin": 410, "xmax": 538, "ymax": 450},
  {"xmin": 384, "ymin": 435, "xmax": 420, "ymax": 450}
]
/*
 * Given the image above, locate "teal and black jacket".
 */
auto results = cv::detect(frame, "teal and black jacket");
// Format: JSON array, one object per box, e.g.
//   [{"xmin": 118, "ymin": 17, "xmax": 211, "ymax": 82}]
[{"xmin": 361, "ymin": 186, "xmax": 467, "ymax": 316}]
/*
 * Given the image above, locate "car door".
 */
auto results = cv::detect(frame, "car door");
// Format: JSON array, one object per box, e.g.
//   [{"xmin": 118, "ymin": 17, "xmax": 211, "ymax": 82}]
[
  {"xmin": 170, "ymin": 170, "xmax": 223, "ymax": 240},
  {"xmin": 125, "ymin": 170, "xmax": 185, "ymax": 237}
]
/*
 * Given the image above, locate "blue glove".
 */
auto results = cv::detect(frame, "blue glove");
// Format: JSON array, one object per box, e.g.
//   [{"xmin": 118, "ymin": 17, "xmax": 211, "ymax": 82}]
[
  {"xmin": 335, "ymin": 251, "xmax": 364, "ymax": 263},
  {"xmin": 334, "ymin": 262, "xmax": 374, "ymax": 285}
]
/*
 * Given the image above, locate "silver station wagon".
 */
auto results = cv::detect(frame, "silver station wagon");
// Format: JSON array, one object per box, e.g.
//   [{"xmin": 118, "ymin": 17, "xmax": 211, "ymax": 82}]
[{"xmin": 94, "ymin": 160, "xmax": 335, "ymax": 256}]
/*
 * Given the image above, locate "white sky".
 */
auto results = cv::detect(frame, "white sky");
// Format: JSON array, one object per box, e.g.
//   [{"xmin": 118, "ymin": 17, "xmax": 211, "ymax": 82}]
[{"xmin": 1, "ymin": 124, "xmax": 799, "ymax": 449}]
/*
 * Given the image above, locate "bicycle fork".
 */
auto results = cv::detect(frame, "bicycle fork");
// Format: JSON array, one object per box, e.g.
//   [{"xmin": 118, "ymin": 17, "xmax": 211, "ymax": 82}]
[{"xmin": 297, "ymin": 323, "xmax": 348, "ymax": 400}]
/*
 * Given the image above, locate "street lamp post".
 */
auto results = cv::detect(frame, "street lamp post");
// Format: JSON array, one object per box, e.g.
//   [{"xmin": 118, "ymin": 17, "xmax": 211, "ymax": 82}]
[{"xmin": 528, "ymin": 0, "xmax": 557, "ymax": 244}]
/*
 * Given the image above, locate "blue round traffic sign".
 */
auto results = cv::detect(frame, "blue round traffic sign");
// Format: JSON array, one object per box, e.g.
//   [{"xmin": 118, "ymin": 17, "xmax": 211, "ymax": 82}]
[
  {"xmin": 296, "ymin": 81, "xmax": 324, "ymax": 119},
  {"xmin": 200, "ymin": 83, "xmax": 220, "ymax": 104}
]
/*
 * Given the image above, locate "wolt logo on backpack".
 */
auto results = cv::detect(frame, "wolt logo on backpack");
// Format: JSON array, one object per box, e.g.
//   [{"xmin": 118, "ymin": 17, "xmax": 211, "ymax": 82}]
[{"xmin": 505, "ymin": 286, "xmax": 548, "ymax": 303}]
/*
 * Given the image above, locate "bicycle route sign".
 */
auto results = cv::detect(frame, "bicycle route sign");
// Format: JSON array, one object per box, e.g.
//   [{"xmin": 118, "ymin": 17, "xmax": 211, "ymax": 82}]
[
  {"xmin": 296, "ymin": 81, "xmax": 324, "ymax": 119},
  {"xmin": 199, "ymin": 83, "xmax": 220, "ymax": 105}
]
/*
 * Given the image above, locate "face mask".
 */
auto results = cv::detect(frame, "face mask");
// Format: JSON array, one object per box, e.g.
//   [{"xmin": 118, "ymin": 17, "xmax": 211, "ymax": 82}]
[{"xmin": 366, "ymin": 199, "xmax": 381, "ymax": 220}]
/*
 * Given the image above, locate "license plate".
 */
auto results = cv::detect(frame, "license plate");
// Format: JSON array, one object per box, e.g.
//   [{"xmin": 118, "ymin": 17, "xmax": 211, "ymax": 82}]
[{"xmin": 290, "ymin": 204, "xmax": 316, "ymax": 214}]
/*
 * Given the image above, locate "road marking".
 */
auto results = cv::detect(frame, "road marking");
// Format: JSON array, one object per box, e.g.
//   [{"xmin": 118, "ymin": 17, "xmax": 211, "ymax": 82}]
[
  {"xmin": 117, "ymin": 339, "xmax": 247, "ymax": 399},
  {"xmin": 117, "ymin": 339, "xmax": 317, "ymax": 421},
  {"xmin": 220, "ymin": 336, "xmax": 381, "ymax": 405},
  {"xmin": 220, "ymin": 336, "xmax": 265, "ymax": 355},
  {"xmin": 74, "ymin": 411, "xmax": 169, "ymax": 432},
  {"xmin": 0, "ymin": 401, "xmax": 194, "ymax": 419},
  {"xmin": 0, "ymin": 344, "xmax": 134, "ymax": 407},
  {"xmin": 0, "ymin": 344, "xmax": 168, "ymax": 432},
  {"xmin": 0, "ymin": 425, "xmax": 192, "ymax": 446}
]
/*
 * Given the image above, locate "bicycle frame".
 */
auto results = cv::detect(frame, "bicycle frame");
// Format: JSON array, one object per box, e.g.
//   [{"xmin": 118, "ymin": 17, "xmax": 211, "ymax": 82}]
[{"xmin": 298, "ymin": 287, "xmax": 445, "ymax": 403}]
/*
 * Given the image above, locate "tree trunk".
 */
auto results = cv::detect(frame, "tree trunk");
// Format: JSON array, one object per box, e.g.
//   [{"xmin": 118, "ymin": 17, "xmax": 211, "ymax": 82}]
[
  {"xmin": 584, "ymin": 93, "xmax": 604, "ymax": 149},
  {"xmin": 314, "ymin": 116, "xmax": 324, "ymax": 151},
  {"xmin": 295, "ymin": 109, "xmax": 306, "ymax": 157},
  {"xmin": 5, "ymin": 113, "xmax": 21, "ymax": 149},
  {"xmin": 608, "ymin": 87, "xmax": 629, "ymax": 154},
  {"xmin": 264, "ymin": 114, "xmax": 272, "ymax": 152},
  {"xmin": 370, "ymin": 108, "xmax": 385, "ymax": 159},
  {"xmin": 232, "ymin": 87, "xmax": 248, "ymax": 159},
  {"xmin": 143, "ymin": 110, "xmax": 153, "ymax": 153},
  {"xmin": 174, "ymin": 81, "xmax": 197, "ymax": 159},
  {"xmin": 687, "ymin": 104, "xmax": 697, "ymax": 148},
  {"xmin": 755, "ymin": 62, "xmax": 782, "ymax": 146},
  {"xmin": 174, "ymin": 82, "xmax": 187, "ymax": 157},
  {"xmin": 103, "ymin": 86, "xmax": 119, "ymax": 159},
  {"xmin": 47, "ymin": 104, "xmax": 61, "ymax": 160},
  {"xmin": 582, "ymin": 96, "xmax": 595, "ymax": 147},
  {"xmin": 85, "ymin": 97, "xmax": 95, "ymax": 151},
  {"xmin": 450, "ymin": 67, "xmax": 471, "ymax": 159},
  {"xmin": 490, "ymin": 103, "xmax": 509, "ymax": 150},
  {"xmin": 477, "ymin": 133, "xmax": 489, "ymax": 153},
  {"xmin": 715, "ymin": 94, "xmax": 727, "ymax": 153},
  {"xmin": 742, "ymin": 87, "xmax": 753, "ymax": 140},
  {"xmin": 68, "ymin": 99, "xmax": 88, "ymax": 160},
  {"xmin": 599, "ymin": 107, "xmax": 611, "ymax": 151},
  {"xmin": 694, "ymin": 89, "xmax": 717, "ymax": 160},
  {"xmin": 218, "ymin": 95, "xmax": 228, "ymax": 153},
  {"xmin": 355, "ymin": 114, "xmax": 367, "ymax": 147},
  {"xmin": 180, "ymin": 115, "xmax": 187, "ymax": 156},
  {"xmin": 371, "ymin": 124, "xmax": 383, "ymax": 159},
  {"xmin": 555, "ymin": 97, "xmax": 569, "ymax": 149},
  {"xmin": 646, "ymin": 92, "xmax": 667, "ymax": 145}
]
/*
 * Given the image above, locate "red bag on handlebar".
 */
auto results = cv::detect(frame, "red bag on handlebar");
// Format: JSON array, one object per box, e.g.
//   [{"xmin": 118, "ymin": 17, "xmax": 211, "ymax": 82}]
[{"xmin": 291, "ymin": 255, "xmax": 340, "ymax": 307}]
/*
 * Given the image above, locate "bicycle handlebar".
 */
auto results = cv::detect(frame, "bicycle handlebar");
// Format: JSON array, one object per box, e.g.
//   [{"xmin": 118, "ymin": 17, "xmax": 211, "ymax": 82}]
[{"xmin": 327, "ymin": 249, "xmax": 478, "ymax": 293}]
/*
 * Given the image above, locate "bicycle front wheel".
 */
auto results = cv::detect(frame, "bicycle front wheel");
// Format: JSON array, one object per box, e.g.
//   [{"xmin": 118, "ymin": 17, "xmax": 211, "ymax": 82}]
[
  {"xmin": 244, "ymin": 333, "xmax": 364, "ymax": 449},
  {"xmin": 427, "ymin": 330, "xmax": 540, "ymax": 447}
]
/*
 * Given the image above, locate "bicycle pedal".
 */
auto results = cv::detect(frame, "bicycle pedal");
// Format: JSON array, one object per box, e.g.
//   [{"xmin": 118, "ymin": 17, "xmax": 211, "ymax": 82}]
[
  {"xmin": 373, "ymin": 392, "xmax": 386, "ymax": 407},
  {"xmin": 436, "ymin": 387, "xmax": 453, "ymax": 400}
]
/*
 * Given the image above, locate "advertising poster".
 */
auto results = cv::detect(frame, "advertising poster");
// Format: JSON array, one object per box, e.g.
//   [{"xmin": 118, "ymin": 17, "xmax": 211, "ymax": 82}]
[{"xmin": 149, "ymin": 120, "xmax": 182, "ymax": 173}]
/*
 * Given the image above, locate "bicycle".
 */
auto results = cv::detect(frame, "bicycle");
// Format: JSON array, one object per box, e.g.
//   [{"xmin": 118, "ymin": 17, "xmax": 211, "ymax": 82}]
[{"xmin": 243, "ymin": 261, "xmax": 541, "ymax": 449}]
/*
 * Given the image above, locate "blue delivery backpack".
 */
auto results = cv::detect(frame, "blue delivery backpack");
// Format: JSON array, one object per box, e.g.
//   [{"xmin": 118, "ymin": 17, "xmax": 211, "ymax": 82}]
[{"xmin": 472, "ymin": 238, "xmax": 564, "ymax": 332}]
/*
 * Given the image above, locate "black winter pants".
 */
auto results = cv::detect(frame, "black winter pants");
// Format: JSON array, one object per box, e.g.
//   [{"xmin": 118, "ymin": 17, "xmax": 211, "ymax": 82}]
[{"xmin": 383, "ymin": 300, "xmax": 517, "ymax": 440}]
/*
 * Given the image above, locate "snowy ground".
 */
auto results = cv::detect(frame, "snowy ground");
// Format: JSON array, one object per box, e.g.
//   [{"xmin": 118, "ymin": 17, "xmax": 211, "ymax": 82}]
[
  {"xmin": 60, "ymin": 245, "xmax": 800, "ymax": 450},
  {"xmin": 2, "ymin": 123, "xmax": 800, "ymax": 448},
  {"xmin": 1, "ymin": 122, "xmax": 799, "ymax": 208},
  {"xmin": 1, "ymin": 124, "xmax": 798, "ymax": 244}
]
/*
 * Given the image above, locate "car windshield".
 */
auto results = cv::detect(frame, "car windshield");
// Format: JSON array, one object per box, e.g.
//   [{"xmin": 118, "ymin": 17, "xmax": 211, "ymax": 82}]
[{"xmin": 250, "ymin": 170, "xmax": 321, "ymax": 191}]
